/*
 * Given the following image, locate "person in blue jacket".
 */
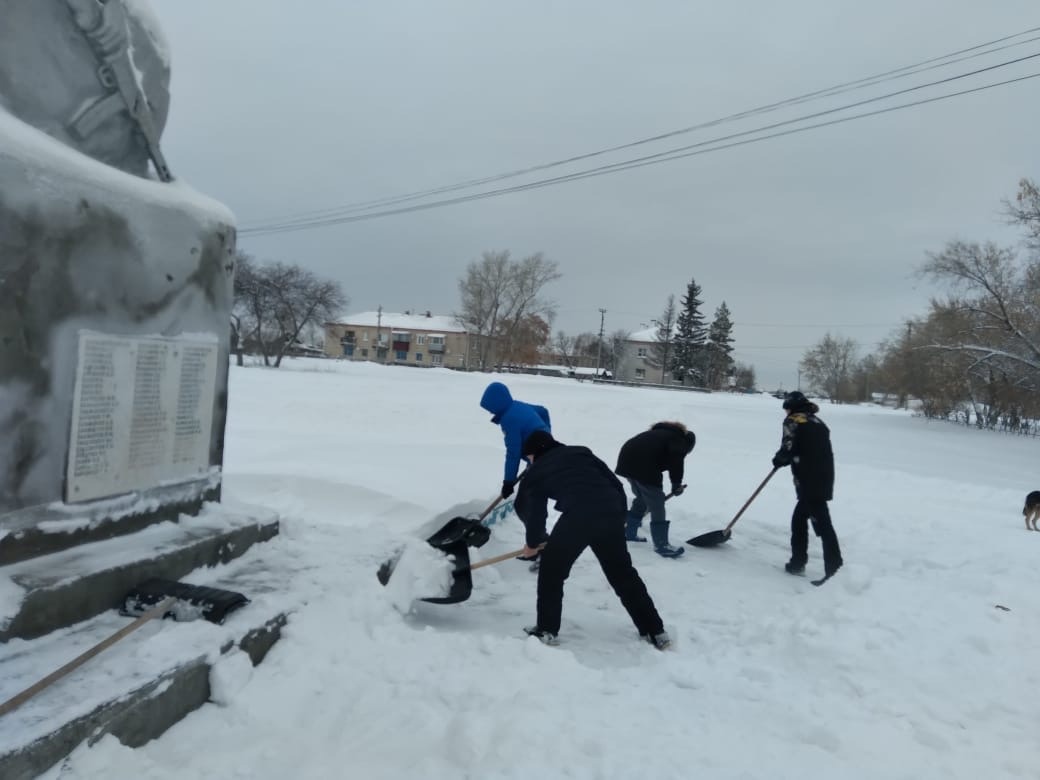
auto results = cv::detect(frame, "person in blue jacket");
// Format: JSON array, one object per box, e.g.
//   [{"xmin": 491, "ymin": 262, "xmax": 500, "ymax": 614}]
[{"xmin": 480, "ymin": 381, "xmax": 551, "ymax": 499}]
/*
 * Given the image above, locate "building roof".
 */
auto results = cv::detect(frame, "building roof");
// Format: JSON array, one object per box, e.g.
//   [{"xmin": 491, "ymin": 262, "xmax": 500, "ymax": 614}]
[
  {"xmin": 328, "ymin": 311, "xmax": 467, "ymax": 333},
  {"xmin": 627, "ymin": 327, "xmax": 659, "ymax": 343}
]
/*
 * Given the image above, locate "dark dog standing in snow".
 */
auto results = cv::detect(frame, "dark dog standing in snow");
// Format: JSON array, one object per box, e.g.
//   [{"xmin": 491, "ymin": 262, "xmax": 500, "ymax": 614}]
[
  {"xmin": 1024, "ymin": 490, "xmax": 1040, "ymax": 531},
  {"xmin": 513, "ymin": 430, "xmax": 671, "ymax": 650},
  {"xmin": 771, "ymin": 392, "xmax": 843, "ymax": 586}
]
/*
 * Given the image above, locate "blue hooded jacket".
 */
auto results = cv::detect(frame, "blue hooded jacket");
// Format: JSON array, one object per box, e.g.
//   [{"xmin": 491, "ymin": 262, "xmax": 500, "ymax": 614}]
[{"xmin": 479, "ymin": 382, "xmax": 551, "ymax": 482}]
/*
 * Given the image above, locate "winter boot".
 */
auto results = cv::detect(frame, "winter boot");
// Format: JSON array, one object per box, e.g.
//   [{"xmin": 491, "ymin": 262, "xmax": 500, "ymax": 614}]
[
  {"xmin": 523, "ymin": 626, "xmax": 559, "ymax": 646},
  {"xmin": 651, "ymin": 521, "xmax": 685, "ymax": 558},
  {"xmin": 625, "ymin": 516, "xmax": 647, "ymax": 542},
  {"xmin": 784, "ymin": 560, "xmax": 806, "ymax": 575},
  {"xmin": 641, "ymin": 630, "xmax": 672, "ymax": 651}
]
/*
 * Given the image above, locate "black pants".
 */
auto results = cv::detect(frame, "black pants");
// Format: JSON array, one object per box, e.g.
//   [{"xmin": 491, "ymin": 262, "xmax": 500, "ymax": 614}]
[
  {"xmin": 790, "ymin": 498, "xmax": 843, "ymax": 574},
  {"xmin": 536, "ymin": 512, "xmax": 664, "ymax": 636}
]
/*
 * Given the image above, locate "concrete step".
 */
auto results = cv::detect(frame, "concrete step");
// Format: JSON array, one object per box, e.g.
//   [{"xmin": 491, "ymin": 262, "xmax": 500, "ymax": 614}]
[
  {"xmin": 0, "ymin": 502, "xmax": 279, "ymax": 643},
  {"xmin": 0, "ymin": 478, "xmax": 222, "ymax": 567},
  {"xmin": 0, "ymin": 507, "xmax": 292, "ymax": 780}
]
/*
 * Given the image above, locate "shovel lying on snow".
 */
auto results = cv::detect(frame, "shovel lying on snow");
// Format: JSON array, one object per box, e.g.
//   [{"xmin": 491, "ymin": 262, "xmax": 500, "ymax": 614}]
[
  {"xmin": 686, "ymin": 468, "xmax": 778, "ymax": 548},
  {"xmin": 0, "ymin": 579, "xmax": 249, "ymax": 718}
]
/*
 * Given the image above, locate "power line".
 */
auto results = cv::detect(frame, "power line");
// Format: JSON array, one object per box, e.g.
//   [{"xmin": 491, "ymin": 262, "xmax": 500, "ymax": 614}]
[
  {"xmin": 240, "ymin": 25, "xmax": 1040, "ymax": 231},
  {"xmin": 241, "ymin": 65, "xmax": 1040, "ymax": 236}
]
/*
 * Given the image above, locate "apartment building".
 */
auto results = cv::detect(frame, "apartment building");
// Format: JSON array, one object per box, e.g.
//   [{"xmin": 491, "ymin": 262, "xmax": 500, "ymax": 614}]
[{"xmin": 323, "ymin": 310, "xmax": 473, "ymax": 368}]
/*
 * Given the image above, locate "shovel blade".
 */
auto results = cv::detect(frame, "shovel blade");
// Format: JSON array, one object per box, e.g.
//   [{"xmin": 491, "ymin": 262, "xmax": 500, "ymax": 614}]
[
  {"xmin": 419, "ymin": 541, "xmax": 473, "ymax": 604},
  {"xmin": 686, "ymin": 529, "xmax": 731, "ymax": 548},
  {"xmin": 376, "ymin": 539, "xmax": 474, "ymax": 604}
]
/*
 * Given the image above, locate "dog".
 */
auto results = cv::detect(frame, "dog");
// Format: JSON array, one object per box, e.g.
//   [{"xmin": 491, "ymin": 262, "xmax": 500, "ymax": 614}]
[{"xmin": 1024, "ymin": 491, "xmax": 1040, "ymax": 531}]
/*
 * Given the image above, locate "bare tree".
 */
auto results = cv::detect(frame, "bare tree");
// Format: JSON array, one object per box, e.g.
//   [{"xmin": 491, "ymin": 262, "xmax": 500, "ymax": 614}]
[
  {"xmin": 455, "ymin": 250, "xmax": 561, "ymax": 369},
  {"xmin": 800, "ymin": 333, "xmax": 859, "ymax": 401},
  {"xmin": 646, "ymin": 295, "xmax": 677, "ymax": 377},
  {"xmin": 230, "ymin": 250, "xmax": 257, "ymax": 367},
  {"xmin": 234, "ymin": 258, "xmax": 347, "ymax": 367},
  {"xmin": 1003, "ymin": 177, "xmax": 1040, "ymax": 251},
  {"xmin": 920, "ymin": 240, "xmax": 1040, "ymax": 387},
  {"xmin": 605, "ymin": 328, "xmax": 631, "ymax": 378},
  {"xmin": 733, "ymin": 362, "xmax": 756, "ymax": 391}
]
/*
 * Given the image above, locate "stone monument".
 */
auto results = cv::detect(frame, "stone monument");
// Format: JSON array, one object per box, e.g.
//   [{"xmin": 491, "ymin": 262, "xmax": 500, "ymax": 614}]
[
  {"xmin": 0, "ymin": 4, "xmax": 284, "ymax": 776},
  {"xmin": 0, "ymin": 0, "xmax": 235, "ymax": 549}
]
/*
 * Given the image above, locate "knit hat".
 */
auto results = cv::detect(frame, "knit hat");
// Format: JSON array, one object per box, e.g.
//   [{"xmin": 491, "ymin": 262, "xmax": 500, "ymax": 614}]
[{"xmin": 522, "ymin": 430, "xmax": 559, "ymax": 458}]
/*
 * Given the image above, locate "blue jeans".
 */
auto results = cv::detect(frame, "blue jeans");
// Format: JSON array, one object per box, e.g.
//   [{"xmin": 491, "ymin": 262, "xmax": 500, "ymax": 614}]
[{"xmin": 625, "ymin": 479, "xmax": 668, "ymax": 545}]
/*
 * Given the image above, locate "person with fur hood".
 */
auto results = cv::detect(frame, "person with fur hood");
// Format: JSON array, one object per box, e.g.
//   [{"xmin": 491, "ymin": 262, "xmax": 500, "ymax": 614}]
[
  {"xmin": 772, "ymin": 391, "xmax": 843, "ymax": 584},
  {"xmin": 615, "ymin": 421, "xmax": 696, "ymax": 558}
]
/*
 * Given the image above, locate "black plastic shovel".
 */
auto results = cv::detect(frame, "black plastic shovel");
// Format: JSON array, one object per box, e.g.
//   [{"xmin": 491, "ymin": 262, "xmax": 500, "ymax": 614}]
[
  {"xmin": 686, "ymin": 468, "xmax": 778, "ymax": 548},
  {"xmin": 377, "ymin": 495, "xmax": 503, "ymax": 604}
]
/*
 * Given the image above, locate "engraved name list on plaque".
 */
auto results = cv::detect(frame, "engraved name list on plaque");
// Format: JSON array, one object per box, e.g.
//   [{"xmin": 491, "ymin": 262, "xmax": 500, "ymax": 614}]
[{"xmin": 65, "ymin": 331, "xmax": 220, "ymax": 503}]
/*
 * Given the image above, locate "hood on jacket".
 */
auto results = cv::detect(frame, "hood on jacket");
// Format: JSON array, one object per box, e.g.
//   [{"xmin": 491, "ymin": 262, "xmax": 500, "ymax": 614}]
[
  {"xmin": 480, "ymin": 381, "xmax": 513, "ymax": 416},
  {"xmin": 650, "ymin": 421, "xmax": 696, "ymax": 454}
]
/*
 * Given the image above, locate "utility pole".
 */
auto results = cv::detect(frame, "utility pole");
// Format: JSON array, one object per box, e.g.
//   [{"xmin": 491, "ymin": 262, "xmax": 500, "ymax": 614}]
[
  {"xmin": 376, "ymin": 305, "xmax": 383, "ymax": 363},
  {"xmin": 595, "ymin": 308, "xmax": 606, "ymax": 378}
]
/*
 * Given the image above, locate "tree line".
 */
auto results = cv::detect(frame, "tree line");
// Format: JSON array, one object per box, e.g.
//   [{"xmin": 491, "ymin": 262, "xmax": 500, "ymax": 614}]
[
  {"xmin": 455, "ymin": 253, "xmax": 754, "ymax": 389},
  {"xmin": 797, "ymin": 178, "xmax": 1040, "ymax": 432}
]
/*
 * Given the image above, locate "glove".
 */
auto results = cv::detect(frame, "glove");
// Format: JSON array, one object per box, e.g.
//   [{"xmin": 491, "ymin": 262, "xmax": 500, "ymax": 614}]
[
  {"xmin": 670, "ymin": 484, "xmax": 685, "ymax": 497},
  {"xmin": 501, "ymin": 480, "xmax": 516, "ymax": 499},
  {"xmin": 772, "ymin": 454, "xmax": 788, "ymax": 468}
]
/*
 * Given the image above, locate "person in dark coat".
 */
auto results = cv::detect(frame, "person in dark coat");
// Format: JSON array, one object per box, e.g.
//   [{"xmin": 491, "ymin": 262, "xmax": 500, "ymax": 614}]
[
  {"xmin": 479, "ymin": 381, "xmax": 551, "ymax": 499},
  {"xmin": 772, "ymin": 391, "xmax": 843, "ymax": 582},
  {"xmin": 513, "ymin": 430, "xmax": 670, "ymax": 650},
  {"xmin": 614, "ymin": 421, "xmax": 696, "ymax": 557}
]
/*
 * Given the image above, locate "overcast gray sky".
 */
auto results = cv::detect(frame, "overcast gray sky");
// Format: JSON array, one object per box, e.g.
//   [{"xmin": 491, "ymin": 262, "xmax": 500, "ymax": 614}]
[{"xmin": 153, "ymin": 0, "xmax": 1039, "ymax": 390}]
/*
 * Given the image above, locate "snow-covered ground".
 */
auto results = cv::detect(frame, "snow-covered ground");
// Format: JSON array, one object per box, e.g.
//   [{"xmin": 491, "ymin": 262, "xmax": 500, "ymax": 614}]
[{"xmin": 40, "ymin": 358, "xmax": 1040, "ymax": 779}]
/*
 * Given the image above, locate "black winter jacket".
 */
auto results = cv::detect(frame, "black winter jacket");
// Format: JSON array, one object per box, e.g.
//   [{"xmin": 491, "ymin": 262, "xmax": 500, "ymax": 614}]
[
  {"xmin": 514, "ymin": 445, "xmax": 628, "ymax": 548},
  {"xmin": 615, "ymin": 423, "xmax": 691, "ymax": 489},
  {"xmin": 772, "ymin": 411, "xmax": 834, "ymax": 501}
]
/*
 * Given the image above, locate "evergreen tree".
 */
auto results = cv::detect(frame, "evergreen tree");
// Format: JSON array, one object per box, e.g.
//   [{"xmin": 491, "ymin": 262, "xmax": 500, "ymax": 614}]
[
  {"xmin": 705, "ymin": 301, "xmax": 736, "ymax": 389},
  {"xmin": 670, "ymin": 278, "xmax": 708, "ymax": 383}
]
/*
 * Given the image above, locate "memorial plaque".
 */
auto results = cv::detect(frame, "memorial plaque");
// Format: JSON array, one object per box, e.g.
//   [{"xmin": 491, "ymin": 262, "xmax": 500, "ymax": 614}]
[{"xmin": 65, "ymin": 331, "xmax": 220, "ymax": 503}]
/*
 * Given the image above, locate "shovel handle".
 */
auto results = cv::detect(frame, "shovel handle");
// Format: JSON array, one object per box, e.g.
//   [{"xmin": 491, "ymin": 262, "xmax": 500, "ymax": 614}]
[
  {"xmin": 0, "ymin": 596, "xmax": 177, "ymax": 719},
  {"xmin": 477, "ymin": 468, "xmax": 529, "ymax": 523},
  {"xmin": 724, "ymin": 468, "xmax": 778, "ymax": 532},
  {"xmin": 469, "ymin": 548, "xmax": 528, "ymax": 571}
]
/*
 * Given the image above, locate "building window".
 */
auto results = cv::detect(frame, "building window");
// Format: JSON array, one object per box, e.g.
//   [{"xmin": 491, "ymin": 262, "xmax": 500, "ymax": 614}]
[
  {"xmin": 416, "ymin": 335, "xmax": 426, "ymax": 345},
  {"xmin": 395, "ymin": 350, "xmax": 408, "ymax": 361},
  {"xmin": 635, "ymin": 368, "xmax": 646, "ymax": 380},
  {"xmin": 637, "ymin": 347, "xmax": 648, "ymax": 358},
  {"xmin": 415, "ymin": 353, "xmax": 423, "ymax": 362},
  {"xmin": 361, "ymin": 348, "xmax": 369, "ymax": 357},
  {"xmin": 431, "ymin": 354, "xmax": 443, "ymax": 365},
  {"xmin": 362, "ymin": 331, "xmax": 369, "ymax": 342}
]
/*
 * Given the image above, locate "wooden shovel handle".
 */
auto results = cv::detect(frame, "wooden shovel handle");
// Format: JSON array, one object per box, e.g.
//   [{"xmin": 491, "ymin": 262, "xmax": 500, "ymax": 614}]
[
  {"xmin": 724, "ymin": 468, "xmax": 778, "ymax": 533},
  {"xmin": 469, "ymin": 548, "xmax": 528, "ymax": 571},
  {"xmin": 0, "ymin": 596, "xmax": 177, "ymax": 719}
]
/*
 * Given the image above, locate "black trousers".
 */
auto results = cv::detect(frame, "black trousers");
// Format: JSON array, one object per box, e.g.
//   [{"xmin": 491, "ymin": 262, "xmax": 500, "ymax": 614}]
[
  {"xmin": 536, "ymin": 512, "xmax": 664, "ymax": 636},
  {"xmin": 790, "ymin": 498, "xmax": 843, "ymax": 574}
]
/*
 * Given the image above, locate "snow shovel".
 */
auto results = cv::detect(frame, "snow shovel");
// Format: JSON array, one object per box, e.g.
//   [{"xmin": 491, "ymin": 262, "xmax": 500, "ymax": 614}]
[
  {"xmin": 376, "ymin": 494, "xmax": 503, "ymax": 597},
  {"xmin": 0, "ymin": 579, "xmax": 248, "ymax": 718},
  {"xmin": 686, "ymin": 467, "xmax": 778, "ymax": 548},
  {"xmin": 419, "ymin": 545, "xmax": 529, "ymax": 604}
]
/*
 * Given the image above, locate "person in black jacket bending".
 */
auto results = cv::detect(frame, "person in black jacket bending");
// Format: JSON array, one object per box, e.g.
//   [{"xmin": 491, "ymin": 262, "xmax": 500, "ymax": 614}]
[
  {"xmin": 772, "ymin": 391, "xmax": 843, "ymax": 583},
  {"xmin": 615, "ymin": 421, "xmax": 696, "ymax": 557},
  {"xmin": 514, "ymin": 430, "xmax": 670, "ymax": 650}
]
